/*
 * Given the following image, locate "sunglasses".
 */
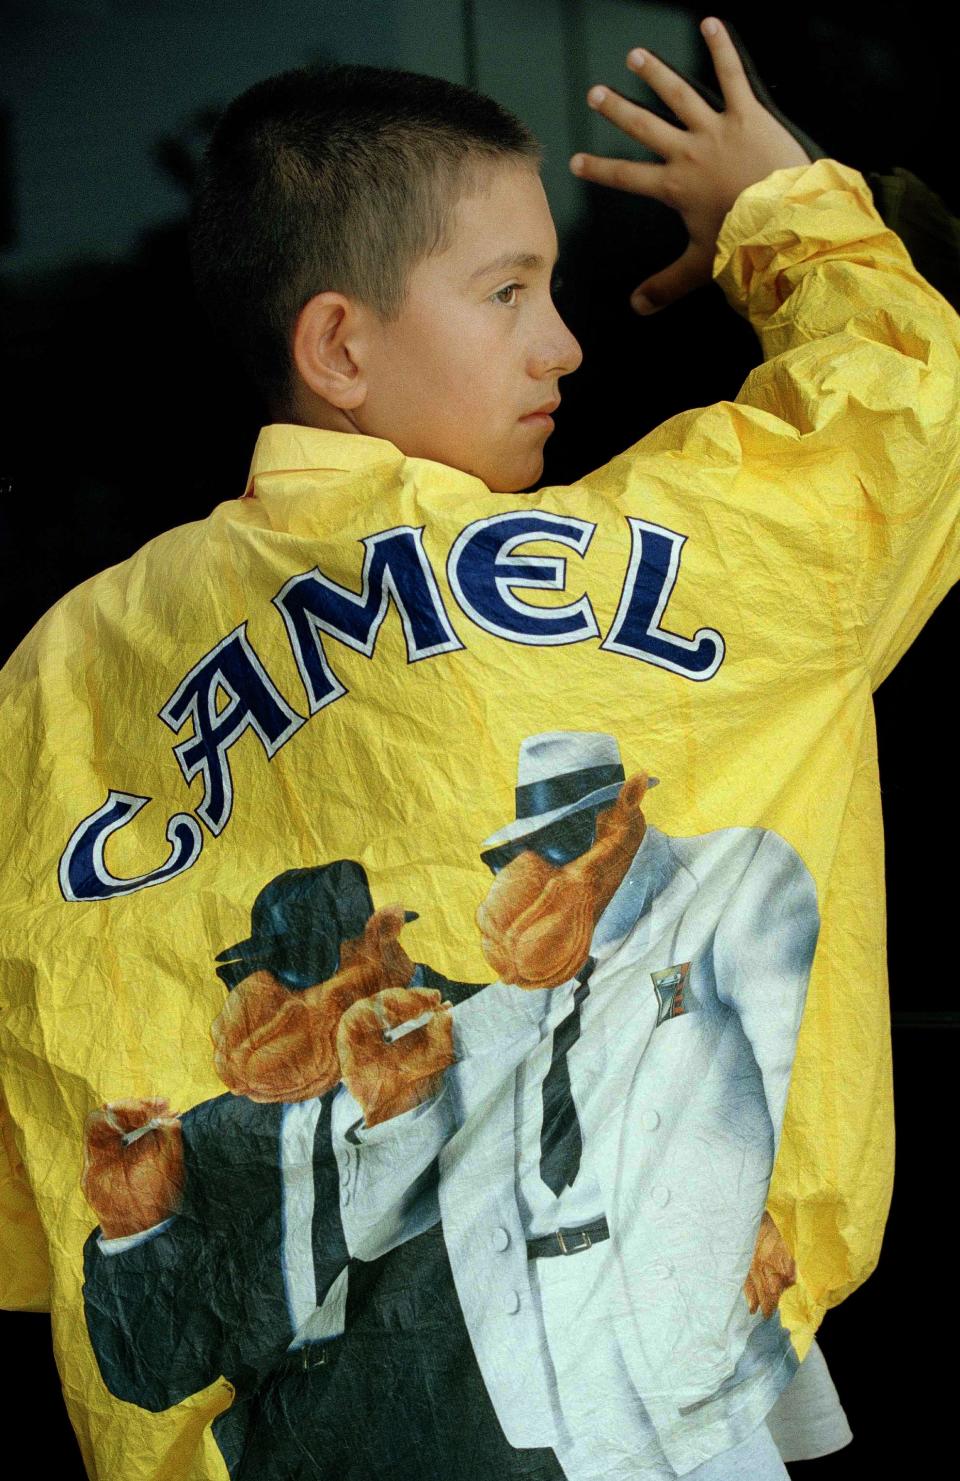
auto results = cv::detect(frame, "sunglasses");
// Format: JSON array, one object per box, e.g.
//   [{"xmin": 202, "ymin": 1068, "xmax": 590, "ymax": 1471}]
[{"xmin": 481, "ymin": 807, "xmax": 606, "ymax": 876}]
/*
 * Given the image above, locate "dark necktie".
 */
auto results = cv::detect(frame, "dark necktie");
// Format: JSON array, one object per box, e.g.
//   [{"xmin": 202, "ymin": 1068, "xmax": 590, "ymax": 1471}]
[
  {"xmin": 313, "ymin": 1092, "xmax": 349, "ymax": 1305},
  {"xmin": 539, "ymin": 956, "xmax": 595, "ymax": 1197}
]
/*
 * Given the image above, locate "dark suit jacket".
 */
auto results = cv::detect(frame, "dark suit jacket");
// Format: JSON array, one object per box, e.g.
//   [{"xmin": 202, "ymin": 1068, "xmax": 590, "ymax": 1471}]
[
  {"xmin": 83, "ymin": 1089, "xmax": 332, "ymax": 1409},
  {"xmin": 81, "ymin": 969, "xmax": 564, "ymax": 1479}
]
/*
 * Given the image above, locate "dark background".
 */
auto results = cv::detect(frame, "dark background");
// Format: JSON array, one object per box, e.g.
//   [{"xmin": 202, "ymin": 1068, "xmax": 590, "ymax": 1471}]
[{"xmin": 1, "ymin": 1, "xmax": 955, "ymax": 1473}]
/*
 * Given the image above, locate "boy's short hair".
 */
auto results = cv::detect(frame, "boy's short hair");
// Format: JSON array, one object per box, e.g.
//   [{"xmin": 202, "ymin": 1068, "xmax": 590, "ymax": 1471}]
[{"xmin": 190, "ymin": 63, "xmax": 542, "ymax": 412}]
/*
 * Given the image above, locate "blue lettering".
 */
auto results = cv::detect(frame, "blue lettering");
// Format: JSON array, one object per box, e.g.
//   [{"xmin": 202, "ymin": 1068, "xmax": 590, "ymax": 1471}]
[
  {"xmin": 159, "ymin": 625, "xmax": 304, "ymax": 834},
  {"xmin": 601, "ymin": 518, "xmax": 724, "ymax": 680},
  {"xmin": 447, "ymin": 512, "xmax": 598, "ymax": 645},
  {"xmin": 274, "ymin": 527, "xmax": 463, "ymax": 713},
  {"xmin": 59, "ymin": 791, "xmax": 203, "ymax": 901}
]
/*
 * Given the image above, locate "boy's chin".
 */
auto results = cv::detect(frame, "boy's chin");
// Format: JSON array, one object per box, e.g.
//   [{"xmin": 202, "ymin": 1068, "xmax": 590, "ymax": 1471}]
[
  {"xmin": 490, "ymin": 450, "xmax": 544, "ymax": 494},
  {"xmin": 448, "ymin": 441, "xmax": 544, "ymax": 493}
]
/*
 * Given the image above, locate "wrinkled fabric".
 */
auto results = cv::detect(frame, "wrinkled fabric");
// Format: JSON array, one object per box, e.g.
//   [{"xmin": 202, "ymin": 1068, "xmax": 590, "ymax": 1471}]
[{"xmin": 1, "ymin": 159, "xmax": 958, "ymax": 1480}]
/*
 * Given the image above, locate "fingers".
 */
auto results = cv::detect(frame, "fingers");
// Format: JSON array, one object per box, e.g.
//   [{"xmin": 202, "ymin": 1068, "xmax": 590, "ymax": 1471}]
[
  {"xmin": 98, "ymin": 1098, "xmax": 170, "ymax": 1138},
  {"xmin": 337, "ymin": 995, "xmax": 380, "ymax": 1053},
  {"xmin": 585, "ymin": 83, "xmax": 685, "ymax": 158},
  {"xmin": 84, "ymin": 1108, "xmax": 126, "ymax": 1159},
  {"xmin": 624, "ymin": 48, "xmax": 716, "ymax": 132},
  {"xmin": 571, "ymin": 151, "xmax": 668, "ymax": 200},
  {"xmin": 756, "ymin": 1264, "xmax": 777, "ymax": 1319},
  {"xmin": 339, "ymin": 986, "xmax": 442, "ymax": 1048},
  {"xmin": 746, "ymin": 1213, "xmax": 798, "ymax": 1319},
  {"xmin": 82, "ymin": 1101, "xmax": 183, "ymax": 1213},
  {"xmin": 631, "ymin": 241, "xmax": 713, "ymax": 315},
  {"xmin": 578, "ymin": 23, "xmax": 730, "ymax": 168},
  {"xmin": 376, "ymin": 986, "xmax": 443, "ymax": 1023},
  {"xmin": 744, "ymin": 1260, "xmax": 778, "ymax": 1318},
  {"xmin": 338, "ymin": 988, "xmax": 453, "ymax": 1124},
  {"xmin": 700, "ymin": 16, "xmax": 755, "ymax": 114},
  {"xmin": 761, "ymin": 1255, "xmax": 795, "ymax": 1316}
]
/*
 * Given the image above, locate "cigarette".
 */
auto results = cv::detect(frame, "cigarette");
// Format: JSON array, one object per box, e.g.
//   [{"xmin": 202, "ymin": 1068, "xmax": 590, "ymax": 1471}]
[
  {"xmin": 121, "ymin": 1115, "xmax": 180, "ymax": 1147},
  {"xmin": 382, "ymin": 1010, "xmax": 435, "ymax": 1044}
]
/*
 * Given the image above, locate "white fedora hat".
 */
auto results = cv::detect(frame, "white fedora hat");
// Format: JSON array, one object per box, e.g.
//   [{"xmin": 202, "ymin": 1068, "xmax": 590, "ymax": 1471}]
[{"xmin": 481, "ymin": 731, "xmax": 658, "ymax": 850}]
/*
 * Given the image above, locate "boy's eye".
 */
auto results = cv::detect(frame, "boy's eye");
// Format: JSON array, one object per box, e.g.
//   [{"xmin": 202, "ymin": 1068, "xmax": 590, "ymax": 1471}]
[
  {"xmin": 491, "ymin": 273, "xmax": 564, "ymax": 308},
  {"xmin": 494, "ymin": 272, "xmax": 562, "ymax": 306}
]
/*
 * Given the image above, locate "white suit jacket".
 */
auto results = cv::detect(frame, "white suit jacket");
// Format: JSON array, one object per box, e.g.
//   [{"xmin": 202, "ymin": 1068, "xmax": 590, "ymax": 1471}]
[{"xmin": 336, "ymin": 825, "xmax": 819, "ymax": 1473}]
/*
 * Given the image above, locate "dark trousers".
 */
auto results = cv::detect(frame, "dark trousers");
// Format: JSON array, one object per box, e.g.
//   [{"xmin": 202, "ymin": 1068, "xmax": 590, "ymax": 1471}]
[{"xmin": 222, "ymin": 1224, "xmax": 565, "ymax": 1481}]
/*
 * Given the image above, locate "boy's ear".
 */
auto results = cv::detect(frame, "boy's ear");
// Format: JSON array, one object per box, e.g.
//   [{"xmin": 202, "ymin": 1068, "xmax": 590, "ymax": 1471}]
[{"xmin": 292, "ymin": 292, "xmax": 368, "ymax": 411}]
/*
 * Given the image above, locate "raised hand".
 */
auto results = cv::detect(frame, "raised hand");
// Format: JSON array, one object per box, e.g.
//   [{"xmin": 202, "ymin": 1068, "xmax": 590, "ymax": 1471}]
[
  {"xmin": 338, "ymin": 986, "xmax": 455, "ymax": 1127},
  {"xmin": 743, "ymin": 1210, "xmax": 797, "ymax": 1318},
  {"xmin": 476, "ymin": 774, "xmax": 649, "ymax": 989},
  {"xmin": 570, "ymin": 16, "xmax": 811, "ymax": 313},
  {"xmin": 210, "ymin": 904, "xmax": 417, "ymax": 1103},
  {"xmin": 81, "ymin": 1098, "xmax": 184, "ymax": 1239}
]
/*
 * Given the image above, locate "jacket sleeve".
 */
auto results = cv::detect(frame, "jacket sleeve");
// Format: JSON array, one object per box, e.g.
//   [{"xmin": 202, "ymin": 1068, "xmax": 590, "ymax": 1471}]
[
  {"xmin": 710, "ymin": 830, "xmax": 820, "ymax": 1145},
  {"xmin": 333, "ymin": 1082, "xmax": 456, "ymax": 1262},
  {"xmin": 79, "ymin": 1097, "xmax": 263, "ymax": 1412},
  {"xmin": 335, "ymin": 986, "xmax": 537, "ymax": 1261},
  {"xmin": 81, "ymin": 1212, "xmax": 228, "ymax": 1411},
  {"xmin": 712, "ymin": 158, "xmax": 960, "ymax": 685},
  {"xmin": 0, "ymin": 1088, "xmax": 51, "ymax": 1311}
]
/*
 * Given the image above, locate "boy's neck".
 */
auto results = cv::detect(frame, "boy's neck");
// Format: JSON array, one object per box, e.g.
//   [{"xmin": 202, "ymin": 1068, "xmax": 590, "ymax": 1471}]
[{"xmin": 285, "ymin": 380, "xmax": 361, "ymax": 437}]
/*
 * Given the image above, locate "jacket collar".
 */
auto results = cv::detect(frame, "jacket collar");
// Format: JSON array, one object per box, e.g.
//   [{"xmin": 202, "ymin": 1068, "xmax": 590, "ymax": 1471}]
[
  {"xmin": 244, "ymin": 423, "xmax": 405, "ymax": 494},
  {"xmin": 591, "ymin": 825, "xmax": 695, "ymax": 963}
]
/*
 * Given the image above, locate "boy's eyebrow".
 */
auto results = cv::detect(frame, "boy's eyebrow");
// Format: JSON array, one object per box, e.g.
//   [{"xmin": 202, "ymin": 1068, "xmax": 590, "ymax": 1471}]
[{"xmin": 468, "ymin": 249, "xmax": 560, "ymax": 283}]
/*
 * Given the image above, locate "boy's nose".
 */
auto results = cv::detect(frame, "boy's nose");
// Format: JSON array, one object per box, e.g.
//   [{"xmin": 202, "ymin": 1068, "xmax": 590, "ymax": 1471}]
[
  {"xmin": 531, "ymin": 312, "xmax": 583, "ymax": 380},
  {"xmin": 559, "ymin": 324, "xmax": 584, "ymax": 376}
]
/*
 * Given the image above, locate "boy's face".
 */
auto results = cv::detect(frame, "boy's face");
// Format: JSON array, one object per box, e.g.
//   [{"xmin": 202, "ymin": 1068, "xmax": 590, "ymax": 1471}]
[{"xmin": 324, "ymin": 161, "xmax": 583, "ymax": 492}]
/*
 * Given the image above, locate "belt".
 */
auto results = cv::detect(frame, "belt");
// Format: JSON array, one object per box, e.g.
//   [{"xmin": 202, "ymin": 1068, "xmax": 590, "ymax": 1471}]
[
  {"xmin": 275, "ymin": 1337, "xmax": 340, "ymax": 1377},
  {"xmin": 526, "ymin": 1215, "xmax": 610, "ymax": 1259}
]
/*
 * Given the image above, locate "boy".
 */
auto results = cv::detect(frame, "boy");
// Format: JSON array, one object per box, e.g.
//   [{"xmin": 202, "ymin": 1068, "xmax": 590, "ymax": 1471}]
[{"xmin": 1, "ymin": 15, "xmax": 957, "ymax": 1481}]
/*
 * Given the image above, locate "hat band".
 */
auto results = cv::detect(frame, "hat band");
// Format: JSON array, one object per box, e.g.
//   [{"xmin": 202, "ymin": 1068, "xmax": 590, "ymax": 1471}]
[{"xmin": 515, "ymin": 764, "xmax": 625, "ymax": 821}]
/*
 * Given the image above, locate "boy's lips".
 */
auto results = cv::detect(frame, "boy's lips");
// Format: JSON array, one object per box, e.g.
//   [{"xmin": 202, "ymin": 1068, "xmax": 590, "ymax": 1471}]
[{"xmin": 519, "ymin": 397, "xmax": 561, "ymax": 427}]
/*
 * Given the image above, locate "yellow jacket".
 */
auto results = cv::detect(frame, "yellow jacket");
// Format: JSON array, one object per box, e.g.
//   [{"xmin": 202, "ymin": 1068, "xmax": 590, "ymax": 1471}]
[{"xmin": 1, "ymin": 158, "xmax": 958, "ymax": 1479}]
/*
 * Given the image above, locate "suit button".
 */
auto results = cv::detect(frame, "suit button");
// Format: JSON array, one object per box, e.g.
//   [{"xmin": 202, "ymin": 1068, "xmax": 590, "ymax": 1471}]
[
  {"xmin": 491, "ymin": 1226, "xmax": 510, "ymax": 1251},
  {"xmin": 650, "ymin": 1185, "xmax": 670, "ymax": 1208},
  {"xmin": 342, "ymin": 1189, "xmax": 351, "ymax": 1206},
  {"xmin": 340, "ymin": 1166, "xmax": 351, "ymax": 1188},
  {"xmin": 641, "ymin": 1110, "xmax": 660, "ymax": 1131},
  {"xmin": 503, "ymin": 1290, "xmax": 520, "ymax": 1314}
]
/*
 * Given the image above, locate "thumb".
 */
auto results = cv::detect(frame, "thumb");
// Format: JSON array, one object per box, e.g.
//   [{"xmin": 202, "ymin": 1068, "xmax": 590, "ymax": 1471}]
[
  {"xmin": 631, "ymin": 243, "xmax": 712, "ymax": 315},
  {"xmin": 103, "ymin": 1098, "xmax": 171, "ymax": 1135}
]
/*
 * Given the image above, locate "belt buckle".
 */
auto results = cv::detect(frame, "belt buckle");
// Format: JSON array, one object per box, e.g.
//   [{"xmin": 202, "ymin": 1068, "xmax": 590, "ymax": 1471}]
[
  {"xmin": 557, "ymin": 1228, "xmax": 592, "ymax": 1255},
  {"xmin": 301, "ymin": 1346, "xmax": 328, "ymax": 1371}
]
